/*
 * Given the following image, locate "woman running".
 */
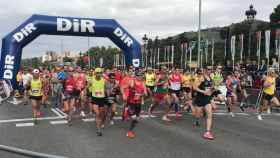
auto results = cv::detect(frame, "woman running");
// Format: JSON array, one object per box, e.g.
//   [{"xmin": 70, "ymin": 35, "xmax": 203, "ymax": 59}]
[{"xmin": 28, "ymin": 69, "xmax": 43, "ymax": 124}]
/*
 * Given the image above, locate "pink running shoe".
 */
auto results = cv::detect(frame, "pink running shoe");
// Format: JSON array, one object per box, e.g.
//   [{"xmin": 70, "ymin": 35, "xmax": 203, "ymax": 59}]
[{"xmin": 203, "ymin": 131, "xmax": 215, "ymax": 140}]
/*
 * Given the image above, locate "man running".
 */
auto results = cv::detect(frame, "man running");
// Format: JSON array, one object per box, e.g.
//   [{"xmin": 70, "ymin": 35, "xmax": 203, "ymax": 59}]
[
  {"xmin": 258, "ymin": 68, "xmax": 280, "ymax": 120},
  {"xmin": 149, "ymin": 66, "xmax": 172, "ymax": 121},
  {"xmin": 225, "ymin": 72, "xmax": 240, "ymax": 117},
  {"xmin": 90, "ymin": 68, "xmax": 106, "ymax": 136},
  {"xmin": 126, "ymin": 70, "xmax": 147, "ymax": 138},
  {"xmin": 28, "ymin": 69, "xmax": 43, "ymax": 124},
  {"xmin": 74, "ymin": 67, "xmax": 87, "ymax": 117},
  {"xmin": 144, "ymin": 67, "xmax": 156, "ymax": 96},
  {"xmin": 181, "ymin": 70, "xmax": 194, "ymax": 112},
  {"xmin": 105, "ymin": 72, "xmax": 120, "ymax": 125},
  {"xmin": 169, "ymin": 67, "xmax": 183, "ymax": 119},
  {"xmin": 62, "ymin": 67, "xmax": 76, "ymax": 125}
]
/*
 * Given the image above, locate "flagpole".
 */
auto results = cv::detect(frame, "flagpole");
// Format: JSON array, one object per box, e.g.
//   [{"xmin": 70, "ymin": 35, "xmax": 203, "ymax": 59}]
[
  {"xmin": 181, "ymin": 44, "xmax": 183, "ymax": 69},
  {"xmin": 157, "ymin": 48, "xmax": 160, "ymax": 68},
  {"xmin": 171, "ymin": 45, "xmax": 174, "ymax": 68},
  {"xmin": 189, "ymin": 47, "xmax": 192, "ymax": 68},
  {"xmin": 211, "ymin": 39, "xmax": 214, "ymax": 68}
]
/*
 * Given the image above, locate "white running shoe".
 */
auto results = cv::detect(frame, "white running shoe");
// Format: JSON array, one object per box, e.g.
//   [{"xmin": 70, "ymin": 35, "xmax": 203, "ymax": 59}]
[
  {"xmin": 110, "ymin": 120, "xmax": 115, "ymax": 125},
  {"xmin": 267, "ymin": 108, "xmax": 271, "ymax": 114},
  {"xmin": 80, "ymin": 111, "xmax": 86, "ymax": 117},
  {"xmin": 162, "ymin": 115, "xmax": 171, "ymax": 122},
  {"xmin": 230, "ymin": 112, "xmax": 235, "ymax": 117},
  {"xmin": 257, "ymin": 114, "xmax": 263, "ymax": 121}
]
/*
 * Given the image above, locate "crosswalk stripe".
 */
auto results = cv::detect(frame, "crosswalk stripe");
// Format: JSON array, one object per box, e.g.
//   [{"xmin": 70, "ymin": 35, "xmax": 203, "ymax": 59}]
[
  {"xmin": 50, "ymin": 120, "xmax": 68, "ymax": 125},
  {"xmin": 16, "ymin": 122, "xmax": 34, "ymax": 127}
]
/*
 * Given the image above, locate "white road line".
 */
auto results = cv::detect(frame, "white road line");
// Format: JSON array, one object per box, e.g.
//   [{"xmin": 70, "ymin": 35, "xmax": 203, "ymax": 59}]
[
  {"xmin": 51, "ymin": 108, "xmax": 64, "ymax": 118},
  {"xmin": 50, "ymin": 120, "xmax": 68, "ymax": 125},
  {"xmin": 0, "ymin": 116, "xmax": 62, "ymax": 124},
  {"xmin": 82, "ymin": 118, "xmax": 95, "ymax": 122},
  {"xmin": 55, "ymin": 108, "xmax": 68, "ymax": 117},
  {"xmin": 16, "ymin": 122, "xmax": 34, "ymax": 127}
]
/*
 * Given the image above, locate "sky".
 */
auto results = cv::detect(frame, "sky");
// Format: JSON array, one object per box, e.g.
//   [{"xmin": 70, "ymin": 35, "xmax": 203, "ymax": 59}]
[{"xmin": 0, "ymin": 0, "xmax": 278, "ymax": 58}]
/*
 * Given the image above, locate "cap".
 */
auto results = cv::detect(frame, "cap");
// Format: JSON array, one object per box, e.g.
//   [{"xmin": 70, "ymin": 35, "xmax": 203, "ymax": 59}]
[
  {"xmin": 95, "ymin": 67, "xmax": 103, "ymax": 73},
  {"xmin": 33, "ymin": 69, "xmax": 40, "ymax": 74}
]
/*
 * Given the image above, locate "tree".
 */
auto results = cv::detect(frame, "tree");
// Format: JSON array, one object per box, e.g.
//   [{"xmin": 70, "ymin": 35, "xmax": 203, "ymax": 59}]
[{"xmin": 270, "ymin": 4, "xmax": 280, "ymax": 24}]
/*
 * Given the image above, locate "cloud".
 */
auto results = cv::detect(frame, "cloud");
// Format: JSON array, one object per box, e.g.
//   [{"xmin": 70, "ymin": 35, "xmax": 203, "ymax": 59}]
[{"xmin": 0, "ymin": 0, "xmax": 279, "ymax": 58}]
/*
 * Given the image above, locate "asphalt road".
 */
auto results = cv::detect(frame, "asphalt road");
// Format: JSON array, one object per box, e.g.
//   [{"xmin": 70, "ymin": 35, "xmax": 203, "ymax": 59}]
[{"xmin": 0, "ymin": 99, "xmax": 280, "ymax": 158}]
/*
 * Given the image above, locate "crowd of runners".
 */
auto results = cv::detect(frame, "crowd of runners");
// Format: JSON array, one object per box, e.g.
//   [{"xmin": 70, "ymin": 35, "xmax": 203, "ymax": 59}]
[{"xmin": 14, "ymin": 64, "xmax": 280, "ymax": 140}]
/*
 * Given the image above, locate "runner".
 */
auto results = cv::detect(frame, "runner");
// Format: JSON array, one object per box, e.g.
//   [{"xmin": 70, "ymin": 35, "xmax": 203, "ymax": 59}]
[
  {"xmin": 192, "ymin": 68, "xmax": 215, "ymax": 140},
  {"xmin": 90, "ymin": 68, "xmax": 106, "ymax": 136},
  {"xmin": 28, "ymin": 69, "xmax": 43, "ymax": 124},
  {"xmin": 62, "ymin": 67, "xmax": 76, "ymax": 125},
  {"xmin": 257, "ymin": 68, "xmax": 280, "ymax": 120},
  {"xmin": 120, "ymin": 66, "xmax": 134, "ymax": 121},
  {"xmin": 105, "ymin": 72, "xmax": 120, "ymax": 125},
  {"xmin": 126, "ymin": 69, "xmax": 147, "ymax": 138},
  {"xmin": 42, "ymin": 69, "xmax": 51, "ymax": 108},
  {"xmin": 74, "ymin": 67, "xmax": 87, "ymax": 117},
  {"xmin": 144, "ymin": 67, "xmax": 156, "ymax": 96},
  {"xmin": 149, "ymin": 66, "xmax": 172, "ymax": 121},
  {"xmin": 181, "ymin": 70, "xmax": 194, "ymax": 112},
  {"xmin": 169, "ymin": 67, "xmax": 183, "ymax": 119},
  {"xmin": 225, "ymin": 72, "xmax": 240, "ymax": 117}
]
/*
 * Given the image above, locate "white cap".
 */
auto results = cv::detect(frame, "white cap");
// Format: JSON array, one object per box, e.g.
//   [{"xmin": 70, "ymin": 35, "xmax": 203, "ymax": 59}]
[{"xmin": 33, "ymin": 69, "xmax": 40, "ymax": 74}]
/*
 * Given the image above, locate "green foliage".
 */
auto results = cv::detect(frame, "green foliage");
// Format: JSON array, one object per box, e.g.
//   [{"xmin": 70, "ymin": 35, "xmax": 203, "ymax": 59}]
[{"xmin": 270, "ymin": 4, "xmax": 280, "ymax": 24}]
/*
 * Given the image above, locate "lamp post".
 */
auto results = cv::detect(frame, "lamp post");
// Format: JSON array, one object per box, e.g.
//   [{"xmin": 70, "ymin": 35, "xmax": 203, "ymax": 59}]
[
  {"xmin": 142, "ymin": 34, "xmax": 148, "ymax": 68},
  {"xmin": 245, "ymin": 5, "xmax": 257, "ymax": 60}
]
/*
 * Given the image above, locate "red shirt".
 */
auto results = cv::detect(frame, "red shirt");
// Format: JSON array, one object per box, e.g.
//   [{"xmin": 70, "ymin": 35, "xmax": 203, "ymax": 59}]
[
  {"xmin": 115, "ymin": 71, "xmax": 122, "ymax": 83},
  {"xmin": 64, "ymin": 75, "xmax": 75, "ymax": 93},
  {"xmin": 128, "ymin": 79, "xmax": 145, "ymax": 104},
  {"xmin": 75, "ymin": 73, "xmax": 86, "ymax": 90}
]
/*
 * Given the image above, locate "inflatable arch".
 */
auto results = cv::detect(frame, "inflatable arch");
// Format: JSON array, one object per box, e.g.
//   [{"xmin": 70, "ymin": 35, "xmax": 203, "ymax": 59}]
[{"xmin": 0, "ymin": 14, "xmax": 141, "ymax": 87}]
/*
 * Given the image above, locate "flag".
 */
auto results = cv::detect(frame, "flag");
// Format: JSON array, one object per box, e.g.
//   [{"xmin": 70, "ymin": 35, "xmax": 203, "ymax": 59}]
[
  {"xmin": 265, "ymin": 30, "xmax": 271, "ymax": 59},
  {"xmin": 239, "ymin": 34, "xmax": 244, "ymax": 61},
  {"xmin": 231, "ymin": 36, "xmax": 236, "ymax": 61},
  {"xmin": 256, "ymin": 31, "xmax": 262, "ymax": 57},
  {"xmin": 276, "ymin": 29, "xmax": 280, "ymax": 55}
]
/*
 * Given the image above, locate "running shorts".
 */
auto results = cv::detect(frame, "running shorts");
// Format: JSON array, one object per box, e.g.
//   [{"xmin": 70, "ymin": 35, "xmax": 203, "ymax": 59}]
[{"xmin": 91, "ymin": 97, "xmax": 106, "ymax": 107}]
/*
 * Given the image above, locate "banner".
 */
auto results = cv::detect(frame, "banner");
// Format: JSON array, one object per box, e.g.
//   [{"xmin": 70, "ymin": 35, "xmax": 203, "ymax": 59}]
[
  {"xmin": 239, "ymin": 34, "xmax": 244, "ymax": 61},
  {"xmin": 256, "ymin": 31, "xmax": 262, "ymax": 57},
  {"xmin": 0, "ymin": 80, "xmax": 13, "ymax": 103},
  {"xmin": 276, "ymin": 29, "xmax": 280, "ymax": 55},
  {"xmin": 231, "ymin": 36, "xmax": 236, "ymax": 61},
  {"xmin": 265, "ymin": 30, "xmax": 271, "ymax": 59},
  {"xmin": 211, "ymin": 39, "xmax": 215, "ymax": 66},
  {"xmin": 205, "ymin": 40, "xmax": 209, "ymax": 64}
]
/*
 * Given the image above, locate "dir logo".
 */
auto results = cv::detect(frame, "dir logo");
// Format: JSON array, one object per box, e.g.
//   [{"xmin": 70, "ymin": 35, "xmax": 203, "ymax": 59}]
[
  {"xmin": 114, "ymin": 27, "xmax": 134, "ymax": 47},
  {"xmin": 3, "ymin": 55, "xmax": 15, "ymax": 79},
  {"xmin": 57, "ymin": 18, "xmax": 95, "ymax": 33},
  {"xmin": 13, "ymin": 23, "xmax": 37, "ymax": 43}
]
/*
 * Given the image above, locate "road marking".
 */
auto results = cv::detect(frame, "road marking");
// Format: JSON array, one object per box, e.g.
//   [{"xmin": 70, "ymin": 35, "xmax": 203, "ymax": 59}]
[
  {"xmin": 50, "ymin": 120, "xmax": 68, "ymax": 125},
  {"xmin": 16, "ymin": 122, "xmax": 34, "ymax": 127},
  {"xmin": 55, "ymin": 108, "xmax": 68, "ymax": 117},
  {"xmin": 0, "ymin": 116, "xmax": 62, "ymax": 124},
  {"xmin": 51, "ymin": 108, "xmax": 64, "ymax": 118},
  {"xmin": 82, "ymin": 118, "xmax": 95, "ymax": 122}
]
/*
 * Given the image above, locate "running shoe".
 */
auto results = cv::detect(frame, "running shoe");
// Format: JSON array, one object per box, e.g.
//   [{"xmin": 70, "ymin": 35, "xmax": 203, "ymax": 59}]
[
  {"xmin": 267, "ymin": 108, "xmax": 271, "ymax": 114},
  {"xmin": 96, "ymin": 131, "xmax": 103, "ymax": 136},
  {"xmin": 101, "ymin": 124, "xmax": 105, "ymax": 129},
  {"xmin": 203, "ymin": 131, "xmax": 215, "ymax": 140},
  {"xmin": 162, "ymin": 115, "xmax": 171, "ymax": 122},
  {"xmin": 110, "ymin": 120, "xmax": 115, "ymax": 125},
  {"xmin": 239, "ymin": 103, "xmax": 245, "ymax": 112},
  {"xmin": 80, "ymin": 111, "xmax": 86, "ymax": 117},
  {"xmin": 257, "ymin": 114, "xmax": 263, "ymax": 121},
  {"xmin": 193, "ymin": 120, "xmax": 200, "ymax": 127},
  {"xmin": 126, "ymin": 131, "xmax": 136, "ymax": 138},
  {"xmin": 229, "ymin": 112, "xmax": 235, "ymax": 117},
  {"xmin": 176, "ymin": 112, "xmax": 182, "ymax": 119}
]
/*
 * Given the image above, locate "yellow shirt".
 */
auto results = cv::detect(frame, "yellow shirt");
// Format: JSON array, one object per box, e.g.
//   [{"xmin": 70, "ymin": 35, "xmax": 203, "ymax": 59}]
[
  {"xmin": 91, "ymin": 77, "xmax": 105, "ymax": 98},
  {"xmin": 145, "ymin": 73, "xmax": 156, "ymax": 86},
  {"xmin": 263, "ymin": 76, "xmax": 275, "ymax": 95},
  {"xmin": 30, "ymin": 79, "xmax": 43, "ymax": 96},
  {"xmin": 182, "ymin": 74, "xmax": 192, "ymax": 87},
  {"xmin": 16, "ymin": 73, "xmax": 23, "ymax": 82}
]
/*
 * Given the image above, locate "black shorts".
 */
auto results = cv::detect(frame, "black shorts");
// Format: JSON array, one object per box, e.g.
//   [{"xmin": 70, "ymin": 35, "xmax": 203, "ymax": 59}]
[
  {"xmin": 128, "ymin": 103, "xmax": 141, "ymax": 117},
  {"xmin": 63, "ymin": 92, "xmax": 75, "ymax": 101},
  {"xmin": 169, "ymin": 89, "xmax": 181, "ymax": 97},
  {"xmin": 194, "ymin": 95, "xmax": 211, "ymax": 107},
  {"xmin": 263, "ymin": 93, "xmax": 274, "ymax": 102},
  {"xmin": 29, "ymin": 96, "xmax": 42, "ymax": 101},
  {"xmin": 91, "ymin": 97, "xmax": 106, "ymax": 107},
  {"xmin": 72, "ymin": 89, "xmax": 81, "ymax": 98},
  {"xmin": 106, "ymin": 96, "xmax": 116, "ymax": 106},
  {"xmin": 182, "ymin": 87, "xmax": 192, "ymax": 93},
  {"xmin": 146, "ymin": 86, "xmax": 155, "ymax": 92}
]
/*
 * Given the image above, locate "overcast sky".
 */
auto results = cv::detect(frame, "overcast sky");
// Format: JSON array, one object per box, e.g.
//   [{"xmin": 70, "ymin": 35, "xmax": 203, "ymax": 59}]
[{"xmin": 0, "ymin": 0, "xmax": 278, "ymax": 58}]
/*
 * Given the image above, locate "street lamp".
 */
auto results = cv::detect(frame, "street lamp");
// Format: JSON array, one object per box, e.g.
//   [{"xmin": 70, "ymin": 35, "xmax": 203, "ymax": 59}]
[{"xmin": 142, "ymin": 34, "xmax": 148, "ymax": 68}]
